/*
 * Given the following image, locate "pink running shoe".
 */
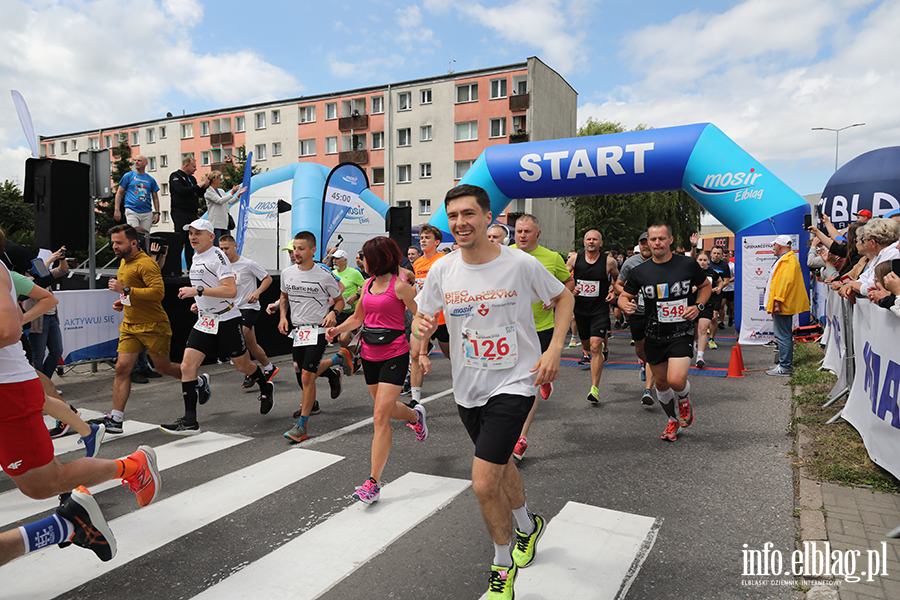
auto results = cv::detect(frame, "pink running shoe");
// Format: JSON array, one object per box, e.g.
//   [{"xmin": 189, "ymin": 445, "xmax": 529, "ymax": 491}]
[
  {"xmin": 352, "ymin": 477, "xmax": 381, "ymax": 504},
  {"xmin": 407, "ymin": 404, "xmax": 428, "ymax": 441}
]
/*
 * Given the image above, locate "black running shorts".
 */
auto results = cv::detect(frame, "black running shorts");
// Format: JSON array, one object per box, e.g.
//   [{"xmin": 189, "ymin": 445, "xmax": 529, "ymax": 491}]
[
  {"xmin": 362, "ymin": 352, "xmax": 409, "ymax": 387},
  {"xmin": 575, "ymin": 311, "xmax": 610, "ymax": 341},
  {"xmin": 643, "ymin": 335, "xmax": 694, "ymax": 366},
  {"xmin": 458, "ymin": 393, "xmax": 534, "ymax": 465},
  {"xmin": 186, "ymin": 317, "xmax": 247, "ymax": 358},
  {"xmin": 292, "ymin": 333, "xmax": 328, "ymax": 374}
]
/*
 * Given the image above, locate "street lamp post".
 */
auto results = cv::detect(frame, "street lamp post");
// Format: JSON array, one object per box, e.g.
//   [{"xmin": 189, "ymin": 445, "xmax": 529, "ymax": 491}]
[{"xmin": 812, "ymin": 123, "xmax": 865, "ymax": 171}]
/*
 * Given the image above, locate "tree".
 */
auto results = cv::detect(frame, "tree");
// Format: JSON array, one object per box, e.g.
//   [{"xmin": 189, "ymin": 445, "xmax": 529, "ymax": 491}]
[
  {"xmin": 221, "ymin": 145, "xmax": 263, "ymax": 191},
  {"xmin": 99, "ymin": 133, "xmax": 132, "ymax": 235},
  {"xmin": 0, "ymin": 180, "xmax": 33, "ymax": 246},
  {"xmin": 562, "ymin": 118, "xmax": 705, "ymax": 252}
]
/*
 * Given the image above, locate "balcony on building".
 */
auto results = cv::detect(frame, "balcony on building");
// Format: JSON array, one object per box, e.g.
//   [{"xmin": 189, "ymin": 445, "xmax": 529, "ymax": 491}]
[
  {"xmin": 210, "ymin": 132, "xmax": 234, "ymax": 146},
  {"xmin": 509, "ymin": 130, "xmax": 529, "ymax": 144},
  {"xmin": 509, "ymin": 93, "xmax": 529, "ymax": 112},
  {"xmin": 338, "ymin": 113, "xmax": 369, "ymax": 132},
  {"xmin": 339, "ymin": 149, "xmax": 368, "ymax": 164}
]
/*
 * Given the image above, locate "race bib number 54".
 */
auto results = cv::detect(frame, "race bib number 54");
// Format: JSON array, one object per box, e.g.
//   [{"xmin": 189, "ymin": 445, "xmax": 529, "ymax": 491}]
[{"xmin": 462, "ymin": 325, "xmax": 517, "ymax": 370}]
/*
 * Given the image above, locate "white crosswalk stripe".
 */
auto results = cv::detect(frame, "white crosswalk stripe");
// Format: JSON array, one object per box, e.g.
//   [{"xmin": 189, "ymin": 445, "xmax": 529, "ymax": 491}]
[{"xmin": 42, "ymin": 409, "xmax": 157, "ymax": 456}]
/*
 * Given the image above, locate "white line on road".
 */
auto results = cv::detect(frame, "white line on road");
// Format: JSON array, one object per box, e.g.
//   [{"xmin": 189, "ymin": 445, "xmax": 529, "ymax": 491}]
[
  {"xmin": 191, "ymin": 471, "xmax": 470, "ymax": 600},
  {"xmin": 0, "ymin": 448, "xmax": 343, "ymax": 599},
  {"xmin": 43, "ymin": 409, "xmax": 157, "ymax": 456}
]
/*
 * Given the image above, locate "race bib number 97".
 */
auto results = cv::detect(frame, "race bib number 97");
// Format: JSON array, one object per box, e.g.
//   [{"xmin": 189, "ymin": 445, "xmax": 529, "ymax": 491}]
[
  {"xmin": 657, "ymin": 298, "xmax": 687, "ymax": 323},
  {"xmin": 462, "ymin": 325, "xmax": 517, "ymax": 370},
  {"xmin": 292, "ymin": 325, "xmax": 319, "ymax": 347}
]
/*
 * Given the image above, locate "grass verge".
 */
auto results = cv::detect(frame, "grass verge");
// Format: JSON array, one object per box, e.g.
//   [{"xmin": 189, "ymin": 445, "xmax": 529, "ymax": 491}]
[{"xmin": 790, "ymin": 342, "xmax": 900, "ymax": 494}]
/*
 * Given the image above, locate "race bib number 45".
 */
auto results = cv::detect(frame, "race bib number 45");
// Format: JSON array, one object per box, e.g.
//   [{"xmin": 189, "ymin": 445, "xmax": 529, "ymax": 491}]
[
  {"xmin": 462, "ymin": 325, "xmax": 517, "ymax": 370},
  {"xmin": 194, "ymin": 313, "xmax": 219, "ymax": 334},
  {"xmin": 657, "ymin": 298, "xmax": 687, "ymax": 323}
]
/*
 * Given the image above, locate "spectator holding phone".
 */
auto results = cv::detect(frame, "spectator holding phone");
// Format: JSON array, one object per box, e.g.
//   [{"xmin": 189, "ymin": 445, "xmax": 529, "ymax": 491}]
[{"xmin": 841, "ymin": 219, "xmax": 900, "ymax": 299}]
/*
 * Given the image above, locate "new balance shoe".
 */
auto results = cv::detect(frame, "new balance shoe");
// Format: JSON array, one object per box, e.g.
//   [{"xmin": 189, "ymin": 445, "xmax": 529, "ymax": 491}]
[
  {"xmin": 678, "ymin": 396, "xmax": 694, "ymax": 428},
  {"xmin": 707, "ymin": 339, "xmax": 718, "ymax": 350},
  {"xmin": 641, "ymin": 390, "xmax": 654, "ymax": 406},
  {"xmin": 336, "ymin": 347, "xmax": 354, "ymax": 376},
  {"xmin": 159, "ymin": 417, "xmax": 201, "ymax": 436},
  {"xmin": 512, "ymin": 436, "xmax": 528, "ymax": 461},
  {"xmin": 352, "ymin": 477, "xmax": 381, "ymax": 504},
  {"xmin": 49, "ymin": 404, "xmax": 79, "ymax": 438},
  {"xmin": 265, "ymin": 365, "xmax": 279, "ymax": 382},
  {"xmin": 329, "ymin": 369, "xmax": 342, "ymax": 399},
  {"xmin": 259, "ymin": 381, "xmax": 275, "ymax": 415},
  {"xmin": 241, "ymin": 374, "xmax": 255, "ymax": 391},
  {"xmin": 56, "ymin": 486, "xmax": 117, "ymax": 562},
  {"xmin": 78, "ymin": 423, "xmax": 105, "ymax": 458},
  {"xmin": 197, "ymin": 373, "xmax": 211, "ymax": 405},
  {"xmin": 487, "ymin": 563, "xmax": 518, "ymax": 600},
  {"xmin": 766, "ymin": 366, "xmax": 791, "ymax": 376},
  {"xmin": 284, "ymin": 421, "xmax": 308, "ymax": 442},
  {"xmin": 512, "ymin": 514, "xmax": 545, "ymax": 568},
  {"xmin": 123, "ymin": 446, "xmax": 161, "ymax": 507},
  {"xmin": 87, "ymin": 414, "xmax": 123, "ymax": 435},
  {"xmin": 407, "ymin": 404, "xmax": 428, "ymax": 441},
  {"xmin": 539, "ymin": 381, "xmax": 553, "ymax": 400},
  {"xmin": 661, "ymin": 421, "xmax": 683, "ymax": 442},
  {"xmin": 587, "ymin": 385, "xmax": 600, "ymax": 405}
]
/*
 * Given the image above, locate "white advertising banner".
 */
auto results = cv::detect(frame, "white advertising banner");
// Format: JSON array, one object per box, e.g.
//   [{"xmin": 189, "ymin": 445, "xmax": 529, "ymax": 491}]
[
  {"xmin": 56, "ymin": 289, "xmax": 123, "ymax": 364},
  {"xmin": 842, "ymin": 301, "xmax": 900, "ymax": 480},
  {"xmin": 821, "ymin": 287, "xmax": 844, "ymax": 375},
  {"xmin": 738, "ymin": 234, "xmax": 799, "ymax": 345}
]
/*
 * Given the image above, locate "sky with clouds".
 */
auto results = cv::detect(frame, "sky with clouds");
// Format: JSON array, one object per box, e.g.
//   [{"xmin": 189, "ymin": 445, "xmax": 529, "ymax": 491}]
[{"xmin": 2, "ymin": 0, "xmax": 896, "ymax": 201}]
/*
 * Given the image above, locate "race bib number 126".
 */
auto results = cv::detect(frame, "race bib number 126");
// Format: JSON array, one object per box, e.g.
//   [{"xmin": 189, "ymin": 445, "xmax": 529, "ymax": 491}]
[{"xmin": 462, "ymin": 325, "xmax": 517, "ymax": 370}]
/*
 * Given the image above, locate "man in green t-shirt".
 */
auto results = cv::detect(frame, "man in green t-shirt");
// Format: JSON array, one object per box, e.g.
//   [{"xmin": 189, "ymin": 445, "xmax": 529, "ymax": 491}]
[
  {"xmin": 509, "ymin": 214, "xmax": 574, "ymax": 461},
  {"xmin": 332, "ymin": 249, "xmax": 365, "ymax": 351}
]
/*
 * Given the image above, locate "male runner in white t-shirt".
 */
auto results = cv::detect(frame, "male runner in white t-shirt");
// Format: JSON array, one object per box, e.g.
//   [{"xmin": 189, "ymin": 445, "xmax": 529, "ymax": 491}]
[
  {"xmin": 160, "ymin": 219, "xmax": 275, "ymax": 435},
  {"xmin": 412, "ymin": 184, "xmax": 574, "ymax": 600}
]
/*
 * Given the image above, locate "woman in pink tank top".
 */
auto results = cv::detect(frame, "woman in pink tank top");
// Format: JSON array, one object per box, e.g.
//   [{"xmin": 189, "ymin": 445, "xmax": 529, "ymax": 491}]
[{"xmin": 326, "ymin": 237, "xmax": 428, "ymax": 504}]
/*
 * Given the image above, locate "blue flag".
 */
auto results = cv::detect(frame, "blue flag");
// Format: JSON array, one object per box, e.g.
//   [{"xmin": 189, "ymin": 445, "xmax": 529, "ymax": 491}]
[
  {"xmin": 320, "ymin": 163, "xmax": 369, "ymax": 260},
  {"xmin": 235, "ymin": 152, "xmax": 253, "ymax": 253}
]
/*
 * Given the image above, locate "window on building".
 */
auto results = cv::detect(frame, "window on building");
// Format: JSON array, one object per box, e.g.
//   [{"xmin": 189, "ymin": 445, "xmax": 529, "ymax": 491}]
[
  {"xmin": 148, "ymin": 156, "xmax": 157, "ymax": 171},
  {"xmin": 372, "ymin": 167, "xmax": 385, "ymax": 185},
  {"xmin": 103, "ymin": 136, "xmax": 111, "ymax": 149},
  {"xmin": 200, "ymin": 121, "xmax": 210, "ymax": 136},
  {"xmin": 490, "ymin": 117, "xmax": 507, "ymax": 138},
  {"xmin": 161, "ymin": 210, "xmax": 170, "ymax": 223},
  {"xmin": 61, "ymin": 141, "xmax": 68, "ymax": 154},
  {"xmin": 420, "ymin": 89, "xmax": 432, "ymax": 104},
  {"xmin": 130, "ymin": 132, "xmax": 139, "ymax": 145},
  {"xmin": 299, "ymin": 106, "xmax": 315, "ymax": 123},
  {"xmin": 420, "ymin": 125, "xmax": 432, "ymax": 142},
  {"xmin": 397, "ymin": 200, "xmax": 411, "ymax": 208},
  {"xmin": 455, "ymin": 121, "xmax": 478, "ymax": 142},
  {"xmin": 455, "ymin": 159, "xmax": 474, "ymax": 180},
  {"xmin": 419, "ymin": 163, "xmax": 431, "ymax": 178},
  {"xmin": 371, "ymin": 96, "xmax": 384, "ymax": 114},
  {"xmin": 324, "ymin": 137, "xmax": 337, "ymax": 154},
  {"xmin": 71, "ymin": 140, "xmax": 77, "ymax": 151},
  {"xmin": 201, "ymin": 151, "xmax": 210, "ymax": 166},
  {"xmin": 211, "ymin": 149, "xmax": 222, "ymax": 164},
  {"xmin": 516, "ymin": 79, "xmax": 528, "ymax": 95},
  {"xmin": 272, "ymin": 142, "xmax": 282, "ymax": 156},
  {"xmin": 48, "ymin": 143, "xmax": 55, "ymax": 155},
  {"xmin": 490, "ymin": 78, "xmax": 508, "ymax": 99},
  {"xmin": 89, "ymin": 137, "xmax": 99, "ymax": 150},
  {"xmin": 398, "ymin": 92, "xmax": 411, "ymax": 111},
  {"xmin": 456, "ymin": 83, "xmax": 478, "ymax": 103},
  {"xmin": 40, "ymin": 144, "xmax": 47, "ymax": 157},
  {"xmin": 255, "ymin": 144, "xmax": 267, "ymax": 160},
  {"xmin": 419, "ymin": 199, "xmax": 431, "ymax": 215},
  {"xmin": 397, "ymin": 128, "xmax": 411, "ymax": 147},
  {"xmin": 235, "ymin": 116, "xmax": 245, "ymax": 132},
  {"xmin": 272, "ymin": 109, "xmax": 281, "ymax": 124},
  {"xmin": 326, "ymin": 102, "xmax": 337, "ymax": 120},
  {"xmin": 343, "ymin": 134, "xmax": 366, "ymax": 151},
  {"xmin": 146, "ymin": 128, "xmax": 155, "ymax": 144},
  {"xmin": 398, "ymin": 164, "xmax": 411, "ymax": 183},
  {"xmin": 371, "ymin": 132, "xmax": 384, "ymax": 150},
  {"xmin": 513, "ymin": 115, "xmax": 527, "ymax": 133},
  {"xmin": 299, "ymin": 139, "xmax": 316, "ymax": 156},
  {"xmin": 159, "ymin": 126, "xmax": 167, "ymax": 139},
  {"xmin": 509, "ymin": 198, "xmax": 527, "ymax": 213},
  {"xmin": 254, "ymin": 112, "xmax": 266, "ymax": 129},
  {"xmin": 181, "ymin": 123, "xmax": 193, "ymax": 139},
  {"xmin": 182, "ymin": 152, "xmax": 194, "ymax": 161},
  {"xmin": 161, "ymin": 183, "xmax": 168, "ymax": 196},
  {"xmin": 160, "ymin": 155, "xmax": 168, "ymax": 168}
]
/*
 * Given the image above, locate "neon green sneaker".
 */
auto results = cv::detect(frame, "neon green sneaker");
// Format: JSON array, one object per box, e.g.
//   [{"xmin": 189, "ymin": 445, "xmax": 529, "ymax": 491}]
[
  {"xmin": 487, "ymin": 562, "xmax": 517, "ymax": 599},
  {"xmin": 707, "ymin": 339, "xmax": 718, "ymax": 349},
  {"xmin": 512, "ymin": 514, "xmax": 546, "ymax": 568}
]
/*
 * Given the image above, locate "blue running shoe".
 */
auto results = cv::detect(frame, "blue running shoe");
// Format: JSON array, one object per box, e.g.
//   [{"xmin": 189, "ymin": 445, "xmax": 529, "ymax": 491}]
[{"xmin": 78, "ymin": 423, "xmax": 106, "ymax": 458}]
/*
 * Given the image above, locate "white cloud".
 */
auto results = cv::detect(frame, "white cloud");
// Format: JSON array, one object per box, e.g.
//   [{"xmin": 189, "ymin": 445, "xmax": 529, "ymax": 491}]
[
  {"xmin": 0, "ymin": 0, "xmax": 301, "ymax": 184},
  {"xmin": 579, "ymin": 0, "xmax": 900, "ymax": 192},
  {"xmin": 328, "ymin": 53, "xmax": 406, "ymax": 80},
  {"xmin": 395, "ymin": 5, "xmax": 437, "ymax": 50},
  {"xmin": 457, "ymin": 0, "xmax": 589, "ymax": 74}
]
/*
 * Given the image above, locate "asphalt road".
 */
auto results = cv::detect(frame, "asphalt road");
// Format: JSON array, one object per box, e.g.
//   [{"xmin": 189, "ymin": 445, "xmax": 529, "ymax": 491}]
[{"xmin": 1, "ymin": 330, "xmax": 799, "ymax": 600}]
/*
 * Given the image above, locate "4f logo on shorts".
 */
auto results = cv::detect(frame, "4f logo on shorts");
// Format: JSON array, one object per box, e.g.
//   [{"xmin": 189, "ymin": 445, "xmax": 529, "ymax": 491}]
[
  {"xmin": 6, "ymin": 460, "xmax": 22, "ymax": 470},
  {"xmin": 478, "ymin": 304, "xmax": 490, "ymax": 316}
]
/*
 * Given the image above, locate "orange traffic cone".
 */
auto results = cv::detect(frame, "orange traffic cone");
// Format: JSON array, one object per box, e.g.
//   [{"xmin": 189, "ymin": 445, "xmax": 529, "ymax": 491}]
[{"xmin": 727, "ymin": 343, "xmax": 745, "ymax": 378}]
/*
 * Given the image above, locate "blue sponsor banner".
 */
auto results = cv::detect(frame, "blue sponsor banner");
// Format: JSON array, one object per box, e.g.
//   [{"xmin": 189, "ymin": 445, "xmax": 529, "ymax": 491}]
[
  {"xmin": 682, "ymin": 124, "xmax": 808, "ymax": 234},
  {"xmin": 321, "ymin": 163, "xmax": 368, "ymax": 258},
  {"xmin": 235, "ymin": 151, "xmax": 253, "ymax": 253}
]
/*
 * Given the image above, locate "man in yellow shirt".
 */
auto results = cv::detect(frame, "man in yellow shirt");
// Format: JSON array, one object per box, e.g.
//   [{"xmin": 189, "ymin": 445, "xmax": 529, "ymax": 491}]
[
  {"xmin": 765, "ymin": 235, "xmax": 810, "ymax": 376},
  {"xmin": 89, "ymin": 225, "xmax": 184, "ymax": 433}
]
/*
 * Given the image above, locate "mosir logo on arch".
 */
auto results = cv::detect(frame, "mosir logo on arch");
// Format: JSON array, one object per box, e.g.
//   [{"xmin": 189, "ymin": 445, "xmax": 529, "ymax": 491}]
[{"xmin": 691, "ymin": 168, "xmax": 764, "ymax": 202}]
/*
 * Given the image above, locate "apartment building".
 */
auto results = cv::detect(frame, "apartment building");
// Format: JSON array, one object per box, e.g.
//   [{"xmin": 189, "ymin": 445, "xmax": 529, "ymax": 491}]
[{"xmin": 39, "ymin": 56, "xmax": 578, "ymax": 251}]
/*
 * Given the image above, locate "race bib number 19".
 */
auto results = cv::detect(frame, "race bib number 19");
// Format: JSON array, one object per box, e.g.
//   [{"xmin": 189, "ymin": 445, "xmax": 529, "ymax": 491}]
[
  {"xmin": 293, "ymin": 325, "xmax": 318, "ymax": 347},
  {"xmin": 462, "ymin": 325, "xmax": 517, "ymax": 370},
  {"xmin": 194, "ymin": 313, "xmax": 219, "ymax": 334},
  {"xmin": 657, "ymin": 298, "xmax": 687, "ymax": 323}
]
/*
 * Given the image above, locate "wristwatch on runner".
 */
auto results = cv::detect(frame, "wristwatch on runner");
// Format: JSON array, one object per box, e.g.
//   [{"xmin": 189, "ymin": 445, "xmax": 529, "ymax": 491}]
[
  {"xmin": 695, "ymin": 303, "xmax": 705, "ymax": 312},
  {"xmin": 196, "ymin": 286, "xmax": 205, "ymax": 297}
]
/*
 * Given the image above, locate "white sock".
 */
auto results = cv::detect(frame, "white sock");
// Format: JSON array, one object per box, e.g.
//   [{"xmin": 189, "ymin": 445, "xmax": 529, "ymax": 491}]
[
  {"xmin": 263, "ymin": 364, "xmax": 274, "ymax": 373},
  {"xmin": 697, "ymin": 350, "xmax": 704, "ymax": 361},
  {"xmin": 110, "ymin": 410, "xmax": 124, "ymax": 422},
  {"xmin": 493, "ymin": 541, "xmax": 513, "ymax": 567},
  {"xmin": 675, "ymin": 380, "xmax": 691, "ymax": 400},
  {"xmin": 512, "ymin": 503, "xmax": 535, "ymax": 535},
  {"xmin": 411, "ymin": 387, "xmax": 422, "ymax": 402}
]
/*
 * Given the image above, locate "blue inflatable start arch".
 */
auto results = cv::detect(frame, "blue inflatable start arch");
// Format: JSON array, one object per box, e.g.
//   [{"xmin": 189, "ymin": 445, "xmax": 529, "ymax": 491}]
[{"xmin": 429, "ymin": 122, "xmax": 810, "ymax": 330}]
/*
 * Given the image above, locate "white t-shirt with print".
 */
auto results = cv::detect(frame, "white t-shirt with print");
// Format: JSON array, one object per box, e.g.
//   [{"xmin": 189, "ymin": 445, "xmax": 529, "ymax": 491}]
[
  {"xmin": 190, "ymin": 246, "xmax": 240, "ymax": 322},
  {"xmin": 231, "ymin": 255, "xmax": 269, "ymax": 311},
  {"xmin": 416, "ymin": 245, "xmax": 565, "ymax": 408},
  {"xmin": 280, "ymin": 263, "xmax": 341, "ymax": 327}
]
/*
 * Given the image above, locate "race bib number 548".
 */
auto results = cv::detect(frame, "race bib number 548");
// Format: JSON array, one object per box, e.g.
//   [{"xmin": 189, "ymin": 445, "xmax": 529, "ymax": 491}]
[
  {"xmin": 462, "ymin": 325, "xmax": 517, "ymax": 370},
  {"xmin": 657, "ymin": 298, "xmax": 687, "ymax": 323}
]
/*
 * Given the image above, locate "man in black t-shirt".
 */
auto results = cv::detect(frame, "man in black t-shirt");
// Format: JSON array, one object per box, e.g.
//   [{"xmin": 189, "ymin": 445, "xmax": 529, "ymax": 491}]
[{"xmin": 619, "ymin": 222, "xmax": 711, "ymax": 442}]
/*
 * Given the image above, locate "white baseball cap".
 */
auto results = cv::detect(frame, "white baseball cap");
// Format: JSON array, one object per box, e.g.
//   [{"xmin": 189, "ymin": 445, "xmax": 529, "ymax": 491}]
[
  {"xmin": 332, "ymin": 249, "xmax": 349, "ymax": 259},
  {"xmin": 183, "ymin": 218, "xmax": 214, "ymax": 233},
  {"xmin": 773, "ymin": 235, "xmax": 793, "ymax": 246}
]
